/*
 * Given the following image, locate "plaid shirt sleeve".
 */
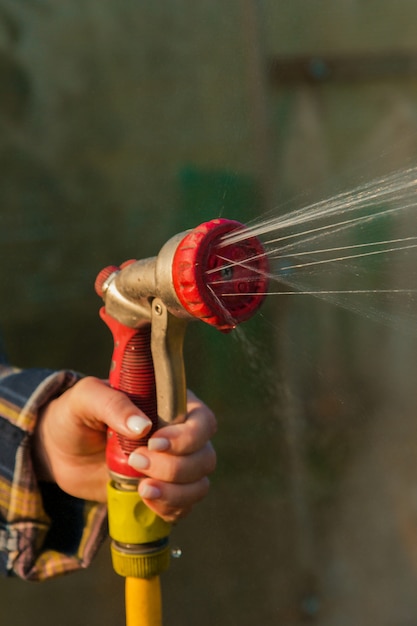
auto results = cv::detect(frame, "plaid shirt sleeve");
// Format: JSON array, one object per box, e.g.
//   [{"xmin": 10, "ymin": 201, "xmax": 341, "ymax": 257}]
[{"xmin": 0, "ymin": 365, "xmax": 108, "ymax": 581}]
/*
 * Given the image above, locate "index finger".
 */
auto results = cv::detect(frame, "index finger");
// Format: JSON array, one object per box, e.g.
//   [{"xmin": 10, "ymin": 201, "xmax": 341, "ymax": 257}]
[{"xmin": 148, "ymin": 394, "xmax": 217, "ymax": 455}]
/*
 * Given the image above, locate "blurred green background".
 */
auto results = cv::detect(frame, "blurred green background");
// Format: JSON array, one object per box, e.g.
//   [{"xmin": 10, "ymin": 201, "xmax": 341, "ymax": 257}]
[{"xmin": 3, "ymin": 1, "xmax": 417, "ymax": 625}]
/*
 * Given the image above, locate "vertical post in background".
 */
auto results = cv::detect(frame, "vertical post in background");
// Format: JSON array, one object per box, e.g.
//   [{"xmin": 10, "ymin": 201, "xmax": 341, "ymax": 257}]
[{"xmin": 240, "ymin": 0, "xmax": 274, "ymax": 211}]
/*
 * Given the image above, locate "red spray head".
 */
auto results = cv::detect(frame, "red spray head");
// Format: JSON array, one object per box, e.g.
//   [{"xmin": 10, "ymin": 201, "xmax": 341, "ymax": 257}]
[{"xmin": 171, "ymin": 218, "xmax": 269, "ymax": 331}]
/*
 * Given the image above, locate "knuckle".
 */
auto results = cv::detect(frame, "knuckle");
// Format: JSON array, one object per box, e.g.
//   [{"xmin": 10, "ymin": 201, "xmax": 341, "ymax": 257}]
[
  {"xmin": 203, "ymin": 443, "xmax": 217, "ymax": 475},
  {"xmin": 186, "ymin": 398, "xmax": 218, "ymax": 438},
  {"xmin": 206, "ymin": 409, "xmax": 218, "ymax": 438},
  {"xmin": 75, "ymin": 375, "xmax": 102, "ymax": 393}
]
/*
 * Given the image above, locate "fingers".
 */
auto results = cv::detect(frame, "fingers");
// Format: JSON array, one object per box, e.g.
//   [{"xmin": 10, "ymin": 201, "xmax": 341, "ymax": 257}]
[
  {"xmin": 147, "ymin": 391, "xmax": 217, "ymax": 456},
  {"xmin": 127, "ymin": 393, "xmax": 217, "ymax": 523},
  {"xmin": 128, "ymin": 441, "xmax": 216, "ymax": 484},
  {"xmin": 61, "ymin": 380, "xmax": 216, "ymax": 521},
  {"xmin": 138, "ymin": 477, "xmax": 210, "ymax": 523},
  {"xmin": 127, "ymin": 393, "xmax": 217, "ymax": 481},
  {"xmin": 68, "ymin": 376, "xmax": 153, "ymax": 438}
]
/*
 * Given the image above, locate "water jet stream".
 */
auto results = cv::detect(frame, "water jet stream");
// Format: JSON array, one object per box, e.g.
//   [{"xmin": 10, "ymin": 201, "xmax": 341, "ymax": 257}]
[{"xmin": 206, "ymin": 166, "xmax": 417, "ymax": 334}]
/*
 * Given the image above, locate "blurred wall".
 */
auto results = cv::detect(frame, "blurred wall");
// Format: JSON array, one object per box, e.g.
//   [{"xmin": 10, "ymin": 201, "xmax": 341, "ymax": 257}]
[
  {"xmin": 0, "ymin": 0, "xmax": 259, "ymax": 374},
  {"xmin": 2, "ymin": 1, "xmax": 417, "ymax": 626}
]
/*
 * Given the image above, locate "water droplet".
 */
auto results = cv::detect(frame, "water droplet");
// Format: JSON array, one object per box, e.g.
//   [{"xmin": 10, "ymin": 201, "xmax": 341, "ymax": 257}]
[{"xmin": 171, "ymin": 547, "xmax": 182, "ymax": 559}]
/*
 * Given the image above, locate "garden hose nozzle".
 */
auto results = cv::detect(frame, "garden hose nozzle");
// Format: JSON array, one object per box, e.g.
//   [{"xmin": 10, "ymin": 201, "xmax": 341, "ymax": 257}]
[{"xmin": 95, "ymin": 218, "xmax": 269, "ymax": 580}]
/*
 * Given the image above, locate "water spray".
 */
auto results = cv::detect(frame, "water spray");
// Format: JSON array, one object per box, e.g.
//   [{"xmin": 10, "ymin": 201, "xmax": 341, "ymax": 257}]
[{"xmin": 95, "ymin": 218, "xmax": 269, "ymax": 626}]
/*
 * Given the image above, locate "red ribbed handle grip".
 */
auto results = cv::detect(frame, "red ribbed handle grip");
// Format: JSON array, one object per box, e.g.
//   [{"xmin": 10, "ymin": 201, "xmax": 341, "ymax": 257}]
[{"xmin": 100, "ymin": 307, "xmax": 157, "ymax": 479}]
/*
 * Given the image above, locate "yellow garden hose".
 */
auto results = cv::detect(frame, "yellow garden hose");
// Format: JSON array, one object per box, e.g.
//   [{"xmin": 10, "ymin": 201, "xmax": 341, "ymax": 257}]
[
  {"xmin": 107, "ymin": 482, "xmax": 170, "ymax": 625},
  {"xmin": 125, "ymin": 576, "xmax": 162, "ymax": 626}
]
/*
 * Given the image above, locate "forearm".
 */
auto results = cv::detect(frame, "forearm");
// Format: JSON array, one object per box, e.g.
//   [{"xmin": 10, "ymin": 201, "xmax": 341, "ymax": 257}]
[{"xmin": 0, "ymin": 366, "xmax": 107, "ymax": 580}]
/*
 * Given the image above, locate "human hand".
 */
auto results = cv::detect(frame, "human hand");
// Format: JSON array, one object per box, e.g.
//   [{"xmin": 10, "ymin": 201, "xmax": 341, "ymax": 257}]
[{"xmin": 32, "ymin": 377, "xmax": 217, "ymax": 522}]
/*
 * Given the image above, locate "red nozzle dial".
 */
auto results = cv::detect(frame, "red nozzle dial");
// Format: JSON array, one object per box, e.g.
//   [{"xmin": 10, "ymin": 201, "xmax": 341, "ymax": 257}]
[{"xmin": 172, "ymin": 218, "xmax": 269, "ymax": 331}]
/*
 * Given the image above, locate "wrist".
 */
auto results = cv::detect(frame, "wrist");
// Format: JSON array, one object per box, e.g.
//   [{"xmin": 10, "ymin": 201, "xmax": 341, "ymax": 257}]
[{"xmin": 32, "ymin": 403, "xmax": 55, "ymax": 483}]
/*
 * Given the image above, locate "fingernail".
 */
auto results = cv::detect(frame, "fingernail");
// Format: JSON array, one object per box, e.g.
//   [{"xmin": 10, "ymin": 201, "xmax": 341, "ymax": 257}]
[
  {"xmin": 139, "ymin": 484, "xmax": 161, "ymax": 500},
  {"xmin": 148, "ymin": 437, "xmax": 170, "ymax": 452},
  {"xmin": 128, "ymin": 452, "xmax": 150, "ymax": 470},
  {"xmin": 127, "ymin": 415, "xmax": 151, "ymax": 435}
]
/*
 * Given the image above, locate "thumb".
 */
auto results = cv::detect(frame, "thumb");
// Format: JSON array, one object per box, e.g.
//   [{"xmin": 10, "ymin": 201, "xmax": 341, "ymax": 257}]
[{"xmin": 71, "ymin": 377, "xmax": 153, "ymax": 438}]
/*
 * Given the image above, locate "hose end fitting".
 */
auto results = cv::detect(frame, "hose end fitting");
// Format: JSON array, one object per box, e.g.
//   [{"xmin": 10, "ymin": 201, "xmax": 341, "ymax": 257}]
[{"xmin": 107, "ymin": 481, "xmax": 172, "ymax": 579}]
